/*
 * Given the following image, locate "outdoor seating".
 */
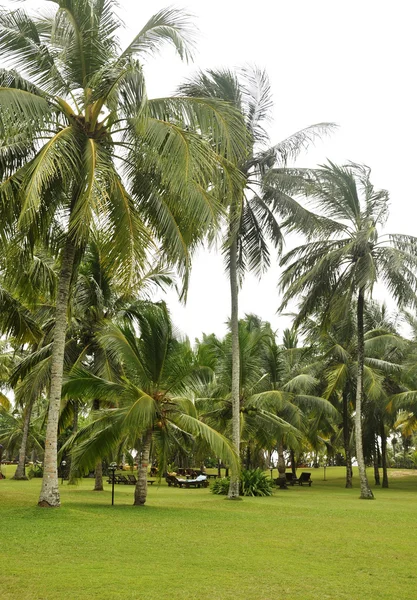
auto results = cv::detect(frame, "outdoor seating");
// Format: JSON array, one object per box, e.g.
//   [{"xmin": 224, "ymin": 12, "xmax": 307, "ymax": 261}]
[
  {"xmin": 274, "ymin": 477, "xmax": 288, "ymax": 489},
  {"xmin": 181, "ymin": 475, "xmax": 209, "ymax": 488},
  {"xmin": 285, "ymin": 472, "xmax": 297, "ymax": 485},
  {"xmin": 127, "ymin": 474, "xmax": 137, "ymax": 484},
  {"xmin": 165, "ymin": 474, "xmax": 208, "ymax": 488},
  {"xmin": 296, "ymin": 472, "xmax": 312, "ymax": 486},
  {"xmin": 165, "ymin": 474, "xmax": 180, "ymax": 487}
]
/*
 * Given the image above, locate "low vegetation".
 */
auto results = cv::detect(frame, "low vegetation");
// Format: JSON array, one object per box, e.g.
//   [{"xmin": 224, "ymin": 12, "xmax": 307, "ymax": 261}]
[{"xmin": 1, "ymin": 467, "xmax": 417, "ymax": 600}]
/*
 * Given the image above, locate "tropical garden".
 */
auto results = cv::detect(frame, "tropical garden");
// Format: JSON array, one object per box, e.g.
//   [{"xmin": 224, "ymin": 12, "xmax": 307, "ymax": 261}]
[{"xmin": 1, "ymin": 1, "xmax": 417, "ymax": 599}]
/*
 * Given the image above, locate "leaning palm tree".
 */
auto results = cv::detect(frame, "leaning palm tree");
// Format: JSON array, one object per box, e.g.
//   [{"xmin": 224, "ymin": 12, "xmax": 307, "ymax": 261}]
[
  {"xmin": 62, "ymin": 303, "xmax": 238, "ymax": 506},
  {"xmin": 0, "ymin": 2, "xmax": 246, "ymax": 506},
  {"xmin": 180, "ymin": 67, "xmax": 334, "ymax": 498},
  {"xmin": 279, "ymin": 161, "xmax": 417, "ymax": 499}
]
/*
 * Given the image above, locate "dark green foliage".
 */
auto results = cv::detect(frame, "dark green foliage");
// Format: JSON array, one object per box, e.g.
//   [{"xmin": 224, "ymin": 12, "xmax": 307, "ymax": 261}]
[
  {"xmin": 27, "ymin": 463, "xmax": 43, "ymax": 478},
  {"xmin": 240, "ymin": 468, "xmax": 274, "ymax": 496},
  {"xmin": 211, "ymin": 469, "xmax": 274, "ymax": 496},
  {"xmin": 211, "ymin": 477, "xmax": 231, "ymax": 495}
]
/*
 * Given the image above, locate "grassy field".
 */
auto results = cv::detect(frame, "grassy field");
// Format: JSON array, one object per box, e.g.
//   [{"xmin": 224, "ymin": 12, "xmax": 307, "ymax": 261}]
[{"xmin": 1, "ymin": 466, "xmax": 417, "ymax": 600}]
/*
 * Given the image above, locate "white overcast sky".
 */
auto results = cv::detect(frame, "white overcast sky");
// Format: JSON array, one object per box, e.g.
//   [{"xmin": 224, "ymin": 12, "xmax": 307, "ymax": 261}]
[{"xmin": 13, "ymin": 1, "xmax": 417, "ymax": 342}]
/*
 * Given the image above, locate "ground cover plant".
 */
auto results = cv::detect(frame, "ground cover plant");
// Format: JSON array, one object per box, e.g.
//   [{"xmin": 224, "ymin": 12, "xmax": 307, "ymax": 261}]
[{"xmin": 2, "ymin": 466, "xmax": 417, "ymax": 600}]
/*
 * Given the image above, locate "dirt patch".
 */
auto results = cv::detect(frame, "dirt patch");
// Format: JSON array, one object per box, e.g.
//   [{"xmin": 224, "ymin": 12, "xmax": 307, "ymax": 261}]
[{"xmin": 388, "ymin": 469, "xmax": 417, "ymax": 478}]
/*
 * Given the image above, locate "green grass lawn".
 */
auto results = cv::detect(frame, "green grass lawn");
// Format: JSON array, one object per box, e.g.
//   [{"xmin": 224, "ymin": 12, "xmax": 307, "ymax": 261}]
[{"xmin": 1, "ymin": 466, "xmax": 417, "ymax": 600}]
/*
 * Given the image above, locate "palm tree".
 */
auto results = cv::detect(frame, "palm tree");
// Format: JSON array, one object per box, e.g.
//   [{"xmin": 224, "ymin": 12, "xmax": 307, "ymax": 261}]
[
  {"xmin": 62, "ymin": 303, "xmax": 238, "ymax": 506},
  {"xmin": 196, "ymin": 317, "xmax": 337, "ymax": 486},
  {"xmin": 0, "ymin": 2, "xmax": 246, "ymax": 506},
  {"xmin": 279, "ymin": 162, "xmax": 417, "ymax": 499},
  {"xmin": 180, "ymin": 67, "xmax": 334, "ymax": 498}
]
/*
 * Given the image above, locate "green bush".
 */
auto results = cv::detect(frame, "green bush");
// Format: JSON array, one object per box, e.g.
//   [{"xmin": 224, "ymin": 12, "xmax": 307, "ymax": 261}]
[
  {"xmin": 211, "ymin": 469, "xmax": 274, "ymax": 497},
  {"xmin": 240, "ymin": 468, "xmax": 274, "ymax": 497},
  {"xmin": 211, "ymin": 477, "xmax": 230, "ymax": 495},
  {"xmin": 27, "ymin": 464, "xmax": 43, "ymax": 479}
]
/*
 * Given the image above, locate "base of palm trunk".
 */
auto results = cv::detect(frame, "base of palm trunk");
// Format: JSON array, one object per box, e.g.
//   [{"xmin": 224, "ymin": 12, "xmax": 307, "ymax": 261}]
[
  {"xmin": 227, "ymin": 477, "xmax": 241, "ymax": 500},
  {"xmin": 92, "ymin": 488, "xmax": 104, "ymax": 492},
  {"xmin": 133, "ymin": 498, "xmax": 146, "ymax": 506},
  {"xmin": 38, "ymin": 482, "xmax": 60, "ymax": 507},
  {"xmin": 12, "ymin": 474, "xmax": 28, "ymax": 480},
  {"xmin": 359, "ymin": 491, "xmax": 375, "ymax": 499},
  {"xmin": 38, "ymin": 499, "xmax": 60, "ymax": 507},
  {"xmin": 225, "ymin": 496, "xmax": 243, "ymax": 501}
]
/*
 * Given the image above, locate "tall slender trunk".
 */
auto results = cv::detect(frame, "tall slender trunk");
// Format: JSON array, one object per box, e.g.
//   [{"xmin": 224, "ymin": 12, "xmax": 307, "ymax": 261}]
[
  {"xmin": 380, "ymin": 424, "xmax": 389, "ymax": 488},
  {"xmin": 355, "ymin": 288, "xmax": 374, "ymax": 499},
  {"xmin": 38, "ymin": 238, "xmax": 76, "ymax": 507},
  {"xmin": 92, "ymin": 399, "xmax": 104, "ymax": 491},
  {"xmin": 245, "ymin": 444, "xmax": 251, "ymax": 470},
  {"xmin": 134, "ymin": 430, "xmax": 152, "ymax": 506},
  {"xmin": 228, "ymin": 237, "xmax": 241, "ymax": 500},
  {"xmin": 13, "ymin": 400, "xmax": 33, "ymax": 480},
  {"xmin": 342, "ymin": 390, "xmax": 353, "ymax": 488},
  {"xmin": 68, "ymin": 401, "xmax": 79, "ymax": 485},
  {"xmin": 290, "ymin": 448, "xmax": 297, "ymax": 477},
  {"xmin": 94, "ymin": 460, "xmax": 103, "ymax": 491},
  {"xmin": 277, "ymin": 441, "xmax": 286, "ymax": 482},
  {"xmin": 373, "ymin": 435, "xmax": 380, "ymax": 485}
]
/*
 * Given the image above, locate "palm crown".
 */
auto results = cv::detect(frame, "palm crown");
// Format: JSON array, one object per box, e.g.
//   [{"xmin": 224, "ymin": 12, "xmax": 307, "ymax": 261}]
[
  {"xmin": 280, "ymin": 161, "xmax": 417, "ymax": 323},
  {"xmin": 0, "ymin": 1, "xmax": 246, "ymax": 281}
]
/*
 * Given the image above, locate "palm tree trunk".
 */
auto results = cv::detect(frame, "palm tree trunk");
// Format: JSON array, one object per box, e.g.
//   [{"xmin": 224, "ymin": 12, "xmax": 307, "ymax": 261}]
[
  {"xmin": 92, "ymin": 399, "xmax": 104, "ymax": 491},
  {"xmin": 68, "ymin": 401, "xmax": 79, "ymax": 485},
  {"xmin": 13, "ymin": 401, "xmax": 33, "ymax": 480},
  {"xmin": 380, "ymin": 424, "xmax": 389, "ymax": 488},
  {"xmin": 228, "ymin": 237, "xmax": 241, "ymax": 500},
  {"xmin": 342, "ymin": 391, "xmax": 353, "ymax": 488},
  {"xmin": 355, "ymin": 288, "xmax": 374, "ymax": 499},
  {"xmin": 277, "ymin": 440, "xmax": 286, "ymax": 483},
  {"xmin": 245, "ymin": 444, "xmax": 251, "ymax": 470},
  {"xmin": 373, "ymin": 436, "xmax": 381, "ymax": 485},
  {"xmin": 94, "ymin": 460, "xmax": 103, "ymax": 491},
  {"xmin": 290, "ymin": 449, "xmax": 297, "ymax": 477},
  {"xmin": 134, "ymin": 430, "xmax": 152, "ymax": 506},
  {"xmin": 38, "ymin": 237, "xmax": 76, "ymax": 507}
]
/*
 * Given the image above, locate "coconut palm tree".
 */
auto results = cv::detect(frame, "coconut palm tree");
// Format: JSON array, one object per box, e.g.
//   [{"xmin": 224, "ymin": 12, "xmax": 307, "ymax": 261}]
[
  {"xmin": 279, "ymin": 161, "xmax": 417, "ymax": 499},
  {"xmin": 196, "ymin": 317, "xmax": 337, "ymax": 487},
  {"xmin": 0, "ymin": 1, "xmax": 246, "ymax": 506},
  {"xmin": 62, "ymin": 303, "xmax": 238, "ymax": 506},
  {"xmin": 180, "ymin": 67, "xmax": 334, "ymax": 498}
]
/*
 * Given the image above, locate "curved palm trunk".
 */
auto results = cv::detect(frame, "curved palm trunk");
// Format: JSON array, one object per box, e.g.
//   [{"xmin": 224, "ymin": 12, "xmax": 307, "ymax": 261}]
[
  {"xmin": 342, "ymin": 391, "xmax": 353, "ymax": 488},
  {"xmin": 355, "ymin": 289, "xmax": 374, "ymax": 499},
  {"xmin": 13, "ymin": 401, "xmax": 34, "ymax": 480},
  {"xmin": 134, "ymin": 430, "xmax": 152, "ymax": 506},
  {"xmin": 38, "ymin": 238, "xmax": 76, "ymax": 507},
  {"xmin": 228, "ymin": 237, "xmax": 241, "ymax": 500},
  {"xmin": 380, "ymin": 424, "xmax": 389, "ymax": 488}
]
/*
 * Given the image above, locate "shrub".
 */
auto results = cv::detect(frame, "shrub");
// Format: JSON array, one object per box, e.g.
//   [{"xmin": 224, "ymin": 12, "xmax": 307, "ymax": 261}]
[
  {"xmin": 27, "ymin": 464, "xmax": 43, "ymax": 479},
  {"xmin": 210, "ymin": 469, "xmax": 274, "ymax": 497},
  {"xmin": 211, "ymin": 477, "xmax": 230, "ymax": 495},
  {"xmin": 240, "ymin": 468, "xmax": 274, "ymax": 497}
]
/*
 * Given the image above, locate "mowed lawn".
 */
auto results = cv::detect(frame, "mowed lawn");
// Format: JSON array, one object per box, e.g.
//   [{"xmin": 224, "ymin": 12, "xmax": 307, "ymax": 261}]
[{"xmin": 1, "ymin": 467, "xmax": 417, "ymax": 600}]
